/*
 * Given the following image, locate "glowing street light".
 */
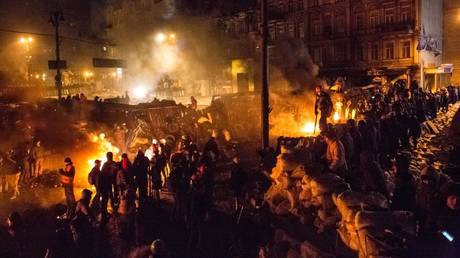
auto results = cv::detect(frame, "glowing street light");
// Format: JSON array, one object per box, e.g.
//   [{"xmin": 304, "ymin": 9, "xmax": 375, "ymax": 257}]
[
  {"xmin": 19, "ymin": 36, "xmax": 34, "ymax": 86},
  {"xmin": 155, "ymin": 32, "xmax": 166, "ymax": 44},
  {"xmin": 133, "ymin": 84, "xmax": 148, "ymax": 99}
]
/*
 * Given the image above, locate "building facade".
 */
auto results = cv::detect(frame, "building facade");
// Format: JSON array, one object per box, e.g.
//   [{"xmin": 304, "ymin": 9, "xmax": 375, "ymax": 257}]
[
  {"xmin": 217, "ymin": 0, "xmax": 446, "ymax": 90},
  {"xmin": 443, "ymin": 0, "xmax": 460, "ymax": 84}
]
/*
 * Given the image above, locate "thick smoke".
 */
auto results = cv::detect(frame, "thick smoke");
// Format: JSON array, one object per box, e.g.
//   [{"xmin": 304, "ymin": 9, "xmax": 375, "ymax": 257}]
[
  {"xmin": 268, "ymin": 37, "xmax": 324, "ymax": 137},
  {"xmin": 107, "ymin": 1, "xmax": 225, "ymax": 98}
]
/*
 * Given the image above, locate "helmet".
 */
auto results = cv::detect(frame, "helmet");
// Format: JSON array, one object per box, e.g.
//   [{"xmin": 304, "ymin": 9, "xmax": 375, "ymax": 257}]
[
  {"xmin": 64, "ymin": 157, "xmax": 72, "ymax": 164},
  {"xmin": 150, "ymin": 239, "xmax": 167, "ymax": 255}
]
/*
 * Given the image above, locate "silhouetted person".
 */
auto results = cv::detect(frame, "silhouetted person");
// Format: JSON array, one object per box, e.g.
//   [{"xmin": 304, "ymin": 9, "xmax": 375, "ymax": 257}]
[
  {"xmin": 314, "ymin": 85, "xmax": 333, "ymax": 132},
  {"xmin": 391, "ymin": 154, "xmax": 416, "ymax": 211}
]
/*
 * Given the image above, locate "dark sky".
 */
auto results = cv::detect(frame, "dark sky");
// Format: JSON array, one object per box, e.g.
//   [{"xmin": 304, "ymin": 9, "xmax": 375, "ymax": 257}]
[{"xmin": 0, "ymin": 0, "xmax": 103, "ymax": 37}]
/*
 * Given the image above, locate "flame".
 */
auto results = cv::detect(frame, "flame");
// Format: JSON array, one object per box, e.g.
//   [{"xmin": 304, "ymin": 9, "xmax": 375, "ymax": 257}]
[
  {"xmin": 345, "ymin": 108, "xmax": 349, "ymax": 119},
  {"xmin": 333, "ymin": 111, "xmax": 340, "ymax": 122},
  {"xmin": 333, "ymin": 101, "xmax": 343, "ymax": 123},
  {"xmin": 87, "ymin": 133, "xmax": 121, "ymax": 167},
  {"xmin": 301, "ymin": 121, "xmax": 319, "ymax": 135},
  {"xmin": 351, "ymin": 109, "xmax": 356, "ymax": 120}
]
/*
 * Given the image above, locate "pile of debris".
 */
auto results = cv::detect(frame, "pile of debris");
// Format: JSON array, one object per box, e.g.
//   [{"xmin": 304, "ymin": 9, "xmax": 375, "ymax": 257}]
[{"xmin": 26, "ymin": 170, "xmax": 61, "ymax": 189}]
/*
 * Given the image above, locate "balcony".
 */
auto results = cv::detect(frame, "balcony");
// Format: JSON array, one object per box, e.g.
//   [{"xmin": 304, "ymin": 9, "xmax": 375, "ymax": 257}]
[
  {"xmin": 351, "ymin": 20, "xmax": 416, "ymax": 36},
  {"xmin": 376, "ymin": 20, "xmax": 416, "ymax": 33}
]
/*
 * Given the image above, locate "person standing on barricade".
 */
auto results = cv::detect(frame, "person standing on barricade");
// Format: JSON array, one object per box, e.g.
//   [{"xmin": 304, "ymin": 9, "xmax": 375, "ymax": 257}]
[{"xmin": 314, "ymin": 85, "xmax": 333, "ymax": 132}]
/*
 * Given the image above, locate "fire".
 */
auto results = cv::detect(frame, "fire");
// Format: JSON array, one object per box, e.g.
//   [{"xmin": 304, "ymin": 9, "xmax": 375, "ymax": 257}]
[
  {"xmin": 301, "ymin": 121, "xmax": 319, "ymax": 135},
  {"xmin": 333, "ymin": 111, "xmax": 340, "ymax": 122},
  {"xmin": 351, "ymin": 109, "xmax": 356, "ymax": 119},
  {"xmin": 87, "ymin": 133, "xmax": 120, "ymax": 167},
  {"xmin": 333, "ymin": 101, "xmax": 343, "ymax": 123}
]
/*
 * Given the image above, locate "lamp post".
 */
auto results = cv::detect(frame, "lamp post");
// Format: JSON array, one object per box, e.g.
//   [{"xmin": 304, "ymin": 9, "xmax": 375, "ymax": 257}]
[
  {"xmin": 49, "ymin": 10, "xmax": 64, "ymax": 100},
  {"xmin": 261, "ymin": 0, "xmax": 270, "ymax": 149},
  {"xmin": 19, "ymin": 37, "xmax": 33, "ymax": 87}
]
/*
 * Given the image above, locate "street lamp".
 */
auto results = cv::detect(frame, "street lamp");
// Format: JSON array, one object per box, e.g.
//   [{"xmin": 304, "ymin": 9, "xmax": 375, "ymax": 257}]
[{"xmin": 19, "ymin": 36, "xmax": 33, "ymax": 86}]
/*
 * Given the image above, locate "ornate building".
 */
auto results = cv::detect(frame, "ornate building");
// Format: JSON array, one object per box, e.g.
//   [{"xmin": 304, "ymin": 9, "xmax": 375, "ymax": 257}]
[
  {"xmin": 217, "ymin": 0, "xmax": 447, "ymax": 89},
  {"xmin": 443, "ymin": 0, "xmax": 460, "ymax": 84}
]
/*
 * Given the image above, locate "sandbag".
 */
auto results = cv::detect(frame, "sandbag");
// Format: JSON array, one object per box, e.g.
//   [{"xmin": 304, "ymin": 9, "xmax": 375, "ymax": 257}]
[
  {"xmin": 337, "ymin": 225, "xmax": 360, "ymax": 252},
  {"xmin": 355, "ymin": 211, "xmax": 414, "ymax": 235},
  {"xmin": 300, "ymin": 240, "xmax": 335, "ymax": 258},
  {"xmin": 357, "ymin": 227, "xmax": 407, "ymax": 257},
  {"xmin": 334, "ymin": 191, "xmax": 389, "ymax": 222},
  {"xmin": 309, "ymin": 173, "xmax": 349, "ymax": 197}
]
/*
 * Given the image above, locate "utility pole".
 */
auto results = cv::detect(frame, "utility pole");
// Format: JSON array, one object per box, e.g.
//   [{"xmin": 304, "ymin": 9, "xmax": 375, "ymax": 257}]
[
  {"xmin": 261, "ymin": 0, "xmax": 270, "ymax": 149},
  {"xmin": 49, "ymin": 11, "xmax": 64, "ymax": 100}
]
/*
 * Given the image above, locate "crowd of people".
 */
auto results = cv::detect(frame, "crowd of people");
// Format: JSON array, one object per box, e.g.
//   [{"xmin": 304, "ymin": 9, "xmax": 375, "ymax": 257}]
[
  {"xmin": 15, "ymin": 134, "xmax": 242, "ymax": 257},
  {"xmin": 0, "ymin": 81, "xmax": 460, "ymax": 258},
  {"xmin": 309, "ymin": 82, "xmax": 460, "ymax": 257}
]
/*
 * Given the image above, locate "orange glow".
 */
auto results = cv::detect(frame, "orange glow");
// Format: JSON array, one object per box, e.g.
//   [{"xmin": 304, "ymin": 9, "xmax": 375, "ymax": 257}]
[
  {"xmin": 333, "ymin": 111, "xmax": 340, "ymax": 122},
  {"xmin": 301, "ymin": 121, "xmax": 319, "ymax": 135},
  {"xmin": 86, "ymin": 133, "xmax": 120, "ymax": 168}
]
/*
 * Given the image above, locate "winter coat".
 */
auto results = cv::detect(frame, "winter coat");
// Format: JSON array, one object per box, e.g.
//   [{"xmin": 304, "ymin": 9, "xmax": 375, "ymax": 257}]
[{"xmin": 325, "ymin": 139, "xmax": 347, "ymax": 172}]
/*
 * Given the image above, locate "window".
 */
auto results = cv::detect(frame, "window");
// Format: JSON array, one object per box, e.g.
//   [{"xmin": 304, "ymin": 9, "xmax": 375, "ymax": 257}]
[
  {"xmin": 371, "ymin": 44, "xmax": 379, "ymax": 60},
  {"xmin": 321, "ymin": 46, "xmax": 330, "ymax": 64},
  {"xmin": 277, "ymin": 23, "xmax": 285, "ymax": 35},
  {"xmin": 401, "ymin": 7, "xmax": 410, "ymax": 22},
  {"xmin": 278, "ymin": 0, "xmax": 284, "ymax": 10},
  {"xmin": 357, "ymin": 45, "xmax": 364, "ymax": 61},
  {"xmin": 312, "ymin": 47, "xmax": 321, "ymax": 63},
  {"xmin": 312, "ymin": 20, "xmax": 321, "ymax": 35},
  {"xmin": 323, "ymin": 14, "xmax": 332, "ymax": 34},
  {"xmin": 384, "ymin": 8, "xmax": 394, "ymax": 24},
  {"xmin": 299, "ymin": 22, "xmax": 305, "ymax": 38},
  {"xmin": 401, "ymin": 40, "xmax": 411, "ymax": 58},
  {"xmin": 369, "ymin": 12, "xmax": 379, "ymax": 29},
  {"xmin": 384, "ymin": 41, "xmax": 394, "ymax": 59},
  {"xmin": 288, "ymin": 23, "xmax": 295, "ymax": 36},
  {"xmin": 298, "ymin": 0, "xmax": 304, "ymax": 10},
  {"xmin": 269, "ymin": 28, "xmax": 276, "ymax": 40},
  {"xmin": 288, "ymin": 0, "xmax": 294, "ymax": 12},
  {"xmin": 311, "ymin": 0, "xmax": 319, "ymax": 7},
  {"xmin": 336, "ymin": 15, "xmax": 345, "ymax": 33},
  {"xmin": 356, "ymin": 14, "xmax": 364, "ymax": 31},
  {"xmin": 335, "ymin": 44, "xmax": 345, "ymax": 62}
]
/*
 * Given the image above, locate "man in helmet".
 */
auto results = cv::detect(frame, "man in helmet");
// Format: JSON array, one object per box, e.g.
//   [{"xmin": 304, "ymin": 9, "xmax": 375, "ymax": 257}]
[
  {"xmin": 314, "ymin": 85, "xmax": 333, "ymax": 132},
  {"xmin": 145, "ymin": 139, "xmax": 159, "ymax": 161}
]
